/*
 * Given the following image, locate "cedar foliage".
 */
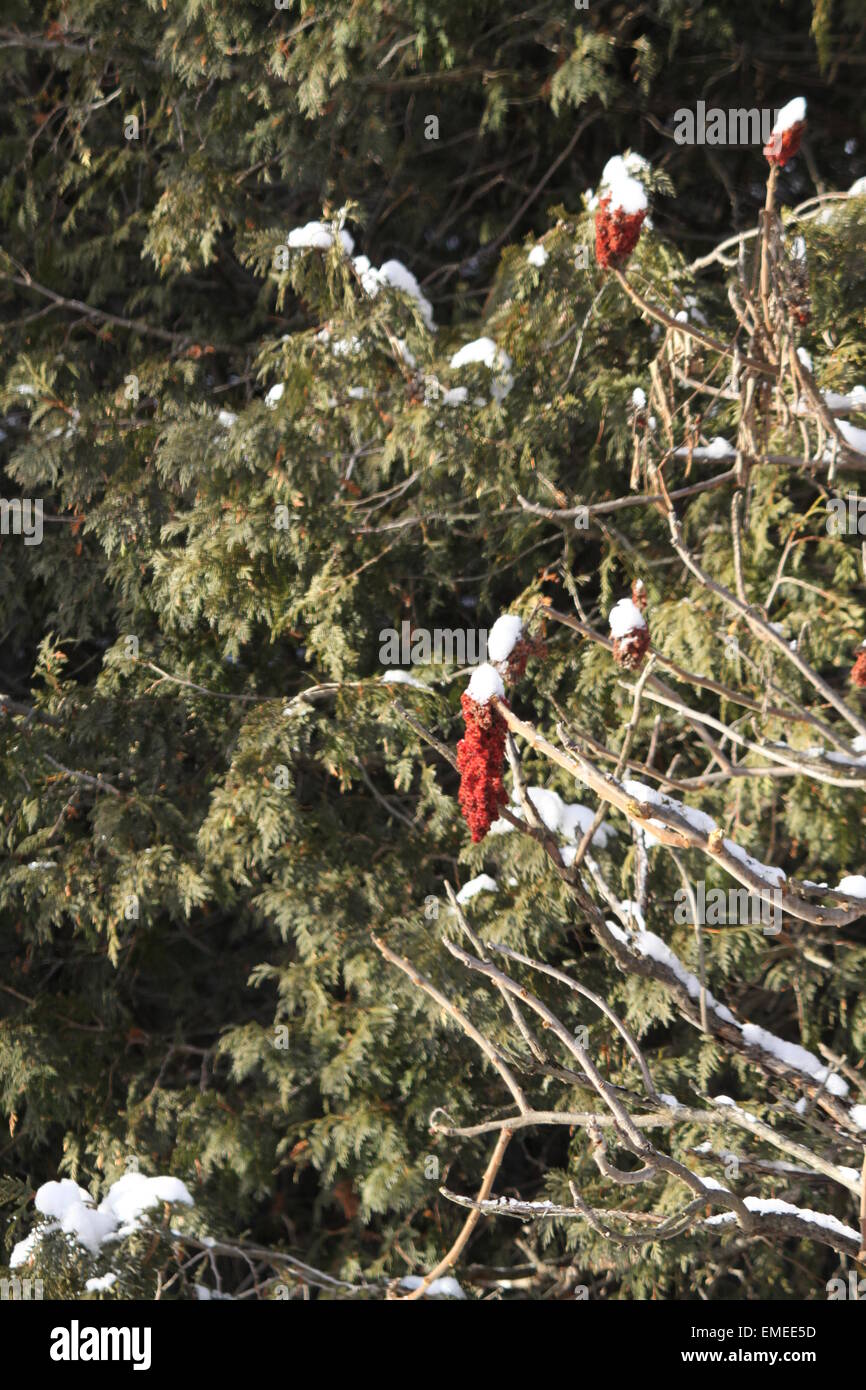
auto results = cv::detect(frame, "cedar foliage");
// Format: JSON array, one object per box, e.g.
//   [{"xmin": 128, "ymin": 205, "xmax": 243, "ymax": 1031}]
[{"xmin": 1, "ymin": 0, "xmax": 866, "ymax": 1299}]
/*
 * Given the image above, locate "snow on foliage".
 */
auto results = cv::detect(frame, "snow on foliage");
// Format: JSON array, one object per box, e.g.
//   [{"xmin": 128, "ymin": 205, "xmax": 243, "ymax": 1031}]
[
  {"xmin": 11, "ymin": 1173, "xmax": 194, "ymax": 1267},
  {"xmin": 449, "ymin": 337, "xmax": 514, "ymax": 401},
  {"xmin": 376, "ymin": 261, "xmax": 435, "ymax": 331},
  {"xmin": 349, "ymin": 253, "xmax": 435, "ymax": 329},
  {"xmin": 835, "ymin": 420, "xmax": 866, "ymax": 455},
  {"xmin": 287, "ymin": 220, "xmax": 435, "ymax": 332},
  {"xmin": 456, "ymin": 874, "xmax": 498, "ymax": 904},
  {"xmin": 287, "ymin": 220, "xmax": 355, "ymax": 254},
  {"xmin": 509, "ymin": 786, "xmax": 615, "ymax": 848},
  {"xmin": 673, "ymin": 436, "xmax": 735, "ymax": 459},
  {"xmin": 400, "ymin": 1275, "xmax": 466, "ymax": 1298},
  {"xmin": 382, "ymin": 670, "xmax": 429, "ymax": 690},
  {"xmin": 450, "ymin": 337, "xmax": 500, "ymax": 370}
]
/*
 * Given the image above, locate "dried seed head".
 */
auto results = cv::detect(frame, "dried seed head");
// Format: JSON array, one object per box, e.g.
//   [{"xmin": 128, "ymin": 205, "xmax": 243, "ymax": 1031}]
[
  {"xmin": 457, "ymin": 692, "xmax": 508, "ymax": 842},
  {"xmin": 594, "ymin": 195, "xmax": 647, "ymax": 270},
  {"xmin": 613, "ymin": 625, "xmax": 651, "ymax": 671},
  {"xmin": 609, "ymin": 593, "xmax": 651, "ymax": 670},
  {"xmin": 764, "ymin": 100, "xmax": 807, "ymax": 168},
  {"xmin": 851, "ymin": 644, "xmax": 866, "ymax": 689},
  {"xmin": 502, "ymin": 633, "xmax": 547, "ymax": 683}
]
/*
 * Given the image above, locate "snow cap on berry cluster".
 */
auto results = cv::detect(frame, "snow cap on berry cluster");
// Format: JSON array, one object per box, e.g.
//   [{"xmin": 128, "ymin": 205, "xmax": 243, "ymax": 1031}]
[
  {"xmin": 599, "ymin": 160, "xmax": 648, "ymax": 217},
  {"xmin": 594, "ymin": 155, "xmax": 649, "ymax": 269},
  {"xmin": 609, "ymin": 597, "xmax": 647, "ymax": 639},
  {"xmin": 609, "ymin": 590, "xmax": 651, "ymax": 670},
  {"xmin": 487, "ymin": 614, "xmax": 524, "ymax": 666},
  {"xmin": 465, "ymin": 663, "xmax": 506, "ymax": 705},
  {"xmin": 764, "ymin": 97, "xmax": 806, "ymax": 168}
]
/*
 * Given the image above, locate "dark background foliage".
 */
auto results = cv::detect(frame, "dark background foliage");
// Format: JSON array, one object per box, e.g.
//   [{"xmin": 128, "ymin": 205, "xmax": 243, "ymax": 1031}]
[{"xmin": 1, "ymin": 0, "xmax": 865, "ymax": 1298}]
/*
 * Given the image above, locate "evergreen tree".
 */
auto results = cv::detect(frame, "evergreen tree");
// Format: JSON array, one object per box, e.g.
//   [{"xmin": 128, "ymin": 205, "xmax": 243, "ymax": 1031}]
[{"xmin": 1, "ymin": 0, "xmax": 865, "ymax": 1300}]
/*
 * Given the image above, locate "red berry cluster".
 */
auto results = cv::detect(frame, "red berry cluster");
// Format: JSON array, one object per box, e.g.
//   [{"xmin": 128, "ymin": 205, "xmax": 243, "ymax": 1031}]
[
  {"xmin": 763, "ymin": 122, "xmax": 805, "ymax": 168},
  {"xmin": 594, "ymin": 195, "xmax": 647, "ymax": 270},
  {"xmin": 501, "ymin": 634, "xmax": 547, "ymax": 684},
  {"xmin": 457, "ymin": 691, "xmax": 509, "ymax": 843},
  {"xmin": 851, "ymin": 645, "xmax": 866, "ymax": 689}
]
